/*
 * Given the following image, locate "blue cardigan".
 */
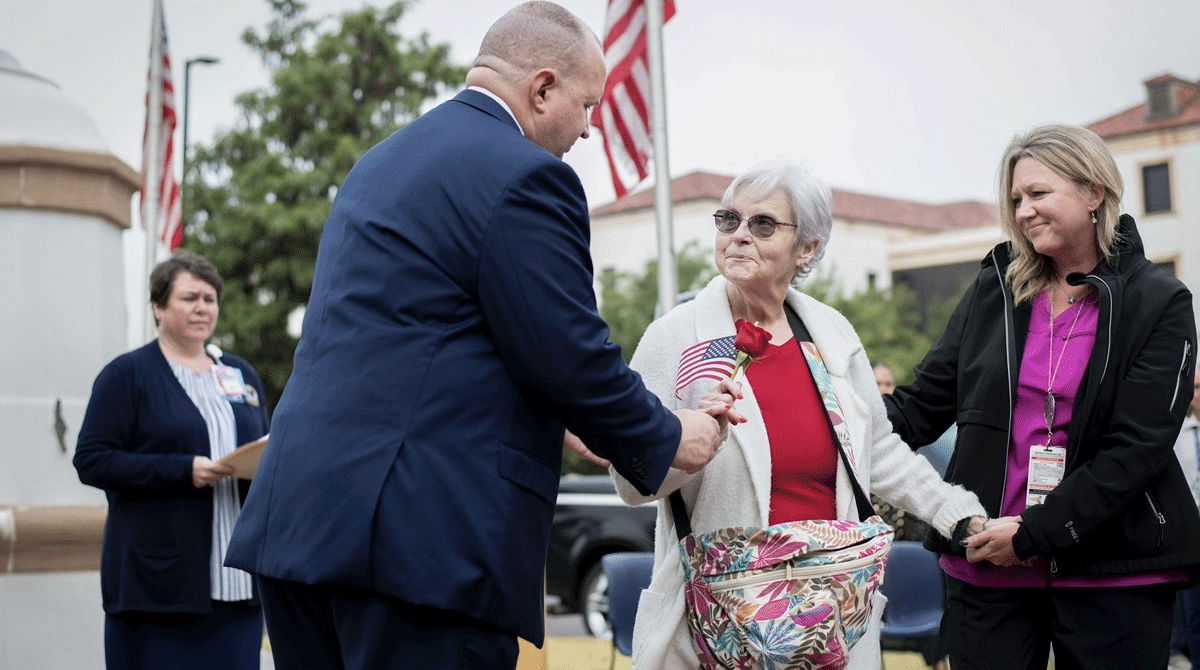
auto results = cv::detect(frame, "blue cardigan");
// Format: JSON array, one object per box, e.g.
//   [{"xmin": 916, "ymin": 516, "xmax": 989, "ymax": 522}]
[{"xmin": 74, "ymin": 341, "xmax": 269, "ymax": 613}]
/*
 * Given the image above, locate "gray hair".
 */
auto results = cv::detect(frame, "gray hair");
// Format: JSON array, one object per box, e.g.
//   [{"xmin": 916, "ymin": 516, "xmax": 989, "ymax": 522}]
[{"xmin": 721, "ymin": 157, "xmax": 832, "ymax": 284}]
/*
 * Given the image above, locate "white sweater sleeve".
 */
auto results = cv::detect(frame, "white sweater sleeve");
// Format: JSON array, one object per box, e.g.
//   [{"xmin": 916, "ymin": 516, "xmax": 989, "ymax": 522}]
[{"xmin": 855, "ymin": 353, "xmax": 985, "ymax": 537}]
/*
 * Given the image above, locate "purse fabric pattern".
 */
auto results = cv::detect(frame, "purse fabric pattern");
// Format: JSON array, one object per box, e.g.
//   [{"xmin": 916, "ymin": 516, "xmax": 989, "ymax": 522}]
[
  {"xmin": 680, "ymin": 516, "xmax": 893, "ymax": 670},
  {"xmin": 673, "ymin": 312, "xmax": 894, "ymax": 670}
]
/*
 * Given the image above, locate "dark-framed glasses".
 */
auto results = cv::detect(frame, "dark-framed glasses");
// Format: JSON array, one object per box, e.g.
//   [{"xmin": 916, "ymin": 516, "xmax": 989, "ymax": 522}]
[{"xmin": 713, "ymin": 209, "xmax": 797, "ymax": 238}]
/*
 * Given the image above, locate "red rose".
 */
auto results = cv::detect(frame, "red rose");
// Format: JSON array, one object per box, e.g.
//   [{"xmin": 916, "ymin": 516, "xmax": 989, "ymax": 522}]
[
  {"xmin": 730, "ymin": 319, "xmax": 772, "ymax": 382},
  {"xmin": 734, "ymin": 319, "xmax": 771, "ymax": 358}
]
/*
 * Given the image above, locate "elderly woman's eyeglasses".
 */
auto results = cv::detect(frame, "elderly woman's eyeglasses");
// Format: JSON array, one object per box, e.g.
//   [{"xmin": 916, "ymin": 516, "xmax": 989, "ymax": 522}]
[{"xmin": 713, "ymin": 210, "xmax": 797, "ymax": 238}]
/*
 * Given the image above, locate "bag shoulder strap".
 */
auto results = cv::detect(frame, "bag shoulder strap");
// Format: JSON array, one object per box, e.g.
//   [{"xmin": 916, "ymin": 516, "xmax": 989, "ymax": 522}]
[
  {"xmin": 669, "ymin": 490, "xmax": 691, "ymax": 539},
  {"xmin": 783, "ymin": 303, "xmax": 875, "ymax": 521},
  {"xmin": 667, "ymin": 303, "xmax": 875, "ymax": 540}
]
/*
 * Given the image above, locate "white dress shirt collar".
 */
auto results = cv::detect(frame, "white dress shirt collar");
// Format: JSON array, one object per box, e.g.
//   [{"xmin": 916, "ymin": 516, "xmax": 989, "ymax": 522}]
[{"xmin": 467, "ymin": 86, "xmax": 524, "ymax": 136}]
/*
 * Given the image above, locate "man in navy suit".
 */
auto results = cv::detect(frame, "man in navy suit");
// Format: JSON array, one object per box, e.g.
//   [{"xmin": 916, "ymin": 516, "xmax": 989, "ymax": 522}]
[{"xmin": 224, "ymin": 2, "xmax": 722, "ymax": 668}]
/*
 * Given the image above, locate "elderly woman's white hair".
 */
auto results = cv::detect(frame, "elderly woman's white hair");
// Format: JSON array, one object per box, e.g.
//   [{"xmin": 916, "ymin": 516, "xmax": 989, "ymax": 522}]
[{"xmin": 720, "ymin": 157, "xmax": 832, "ymax": 284}]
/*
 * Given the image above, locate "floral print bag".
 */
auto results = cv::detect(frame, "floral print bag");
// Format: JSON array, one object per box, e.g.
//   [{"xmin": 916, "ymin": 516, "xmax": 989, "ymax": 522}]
[
  {"xmin": 667, "ymin": 308, "xmax": 893, "ymax": 670},
  {"xmin": 669, "ymin": 500, "xmax": 893, "ymax": 670}
]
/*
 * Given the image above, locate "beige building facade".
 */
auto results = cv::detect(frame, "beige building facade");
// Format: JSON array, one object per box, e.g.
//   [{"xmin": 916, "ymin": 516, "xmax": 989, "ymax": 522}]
[
  {"xmin": 0, "ymin": 48, "xmax": 135, "ymax": 670},
  {"xmin": 591, "ymin": 72, "xmax": 1200, "ymax": 328},
  {"xmin": 1089, "ymin": 73, "xmax": 1200, "ymax": 328},
  {"xmin": 589, "ymin": 170, "xmax": 999, "ymax": 301}
]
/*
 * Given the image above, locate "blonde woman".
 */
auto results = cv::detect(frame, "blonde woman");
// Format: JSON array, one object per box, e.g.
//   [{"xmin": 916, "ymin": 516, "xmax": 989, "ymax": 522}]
[{"xmin": 885, "ymin": 124, "xmax": 1200, "ymax": 669}]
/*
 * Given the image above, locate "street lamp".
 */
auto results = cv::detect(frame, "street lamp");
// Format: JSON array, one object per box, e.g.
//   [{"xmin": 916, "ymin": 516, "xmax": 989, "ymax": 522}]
[{"xmin": 182, "ymin": 55, "xmax": 220, "ymax": 226}]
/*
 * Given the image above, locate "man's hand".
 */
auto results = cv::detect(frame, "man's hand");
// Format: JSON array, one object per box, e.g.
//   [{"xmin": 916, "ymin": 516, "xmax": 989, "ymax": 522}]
[
  {"xmin": 193, "ymin": 456, "xmax": 235, "ymax": 488},
  {"xmin": 564, "ymin": 430, "xmax": 610, "ymax": 468},
  {"xmin": 670, "ymin": 409, "xmax": 722, "ymax": 474}
]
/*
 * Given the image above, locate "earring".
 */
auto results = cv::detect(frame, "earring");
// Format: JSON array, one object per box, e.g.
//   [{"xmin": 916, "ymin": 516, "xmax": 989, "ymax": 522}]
[{"xmin": 1091, "ymin": 211, "xmax": 1097, "ymax": 224}]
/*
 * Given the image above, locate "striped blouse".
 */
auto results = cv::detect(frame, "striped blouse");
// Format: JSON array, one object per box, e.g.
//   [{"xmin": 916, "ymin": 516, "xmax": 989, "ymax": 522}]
[{"xmin": 168, "ymin": 361, "xmax": 254, "ymax": 601}]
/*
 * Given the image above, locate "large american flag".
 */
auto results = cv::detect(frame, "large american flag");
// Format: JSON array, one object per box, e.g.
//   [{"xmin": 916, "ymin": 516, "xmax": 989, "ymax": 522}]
[
  {"xmin": 141, "ymin": 0, "xmax": 183, "ymax": 251},
  {"xmin": 675, "ymin": 336, "xmax": 736, "ymax": 398},
  {"xmin": 590, "ymin": 0, "xmax": 676, "ymax": 199}
]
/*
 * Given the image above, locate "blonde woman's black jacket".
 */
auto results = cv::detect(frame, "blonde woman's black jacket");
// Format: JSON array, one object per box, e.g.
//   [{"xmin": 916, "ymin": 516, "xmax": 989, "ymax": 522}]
[{"xmin": 885, "ymin": 215, "xmax": 1200, "ymax": 577}]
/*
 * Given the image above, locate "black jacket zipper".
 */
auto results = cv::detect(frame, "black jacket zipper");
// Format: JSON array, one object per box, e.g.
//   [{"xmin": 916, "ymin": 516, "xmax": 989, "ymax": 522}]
[{"xmin": 1146, "ymin": 492, "xmax": 1166, "ymax": 549}]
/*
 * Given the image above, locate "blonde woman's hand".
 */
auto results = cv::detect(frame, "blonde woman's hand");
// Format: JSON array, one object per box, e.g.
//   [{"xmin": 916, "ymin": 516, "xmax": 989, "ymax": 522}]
[
  {"xmin": 965, "ymin": 518, "xmax": 1025, "ymax": 566},
  {"xmin": 963, "ymin": 515, "xmax": 1022, "ymax": 537}
]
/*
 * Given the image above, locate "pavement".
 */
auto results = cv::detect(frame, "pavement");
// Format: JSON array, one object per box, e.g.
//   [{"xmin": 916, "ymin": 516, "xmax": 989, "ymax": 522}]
[
  {"xmin": 256, "ymin": 614, "xmax": 585, "ymax": 669},
  {"xmin": 258, "ymin": 614, "xmax": 936, "ymax": 669}
]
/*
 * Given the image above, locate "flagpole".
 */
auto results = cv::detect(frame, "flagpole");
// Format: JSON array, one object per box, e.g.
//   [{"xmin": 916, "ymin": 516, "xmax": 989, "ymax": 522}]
[
  {"xmin": 142, "ymin": 0, "xmax": 164, "ymax": 343},
  {"xmin": 645, "ymin": 0, "xmax": 676, "ymax": 317}
]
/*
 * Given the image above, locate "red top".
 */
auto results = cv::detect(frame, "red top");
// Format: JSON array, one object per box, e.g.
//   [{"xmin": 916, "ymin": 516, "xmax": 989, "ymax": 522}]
[{"xmin": 746, "ymin": 336, "xmax": 838, "ymax": 525}]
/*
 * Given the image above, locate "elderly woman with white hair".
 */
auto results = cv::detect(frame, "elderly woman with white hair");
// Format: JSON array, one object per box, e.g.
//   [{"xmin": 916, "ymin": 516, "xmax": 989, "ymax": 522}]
[{"xmin": 609, "ymin": 157, "xmax": 987, "ymax": 670}]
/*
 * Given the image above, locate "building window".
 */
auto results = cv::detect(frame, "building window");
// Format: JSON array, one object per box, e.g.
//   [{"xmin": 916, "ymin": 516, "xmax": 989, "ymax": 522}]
[
  {"xmin": 1147, "ymin": 80, "xmax": 1176, "ymax": 119},
  {"xmin": 1142, "ymin": 163, "xmax": 1172, "ymax": 214}
]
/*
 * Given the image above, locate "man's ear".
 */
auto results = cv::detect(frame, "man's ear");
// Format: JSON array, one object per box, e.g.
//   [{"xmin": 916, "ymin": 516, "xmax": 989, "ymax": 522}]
[{"xmin": 530, "ymin": 69, "xmax": 557, "ymax": 113}]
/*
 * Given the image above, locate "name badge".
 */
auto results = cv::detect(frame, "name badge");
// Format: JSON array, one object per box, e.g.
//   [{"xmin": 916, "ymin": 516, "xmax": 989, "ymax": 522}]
[
  {"xmin": 214, "ymin": 365, "xmax": 247, "ymax": 402},
  {"xmin": 1026, "ymin": 445, "xmax": 1066, "ymax": 507}
]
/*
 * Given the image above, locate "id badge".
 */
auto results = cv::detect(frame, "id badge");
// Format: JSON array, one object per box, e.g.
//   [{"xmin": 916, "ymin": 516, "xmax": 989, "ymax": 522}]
[
  {"xmin": 1026, "ymin": 445, "xmax": 1066, "ymax": 507},
  {"xmin": 214, "ymin": 365, "xmax": 247, "ymax": 401}
]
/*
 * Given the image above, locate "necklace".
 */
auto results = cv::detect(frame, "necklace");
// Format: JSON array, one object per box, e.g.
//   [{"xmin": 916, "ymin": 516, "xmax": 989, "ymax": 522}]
[{"xmin": 1044, "ymin": 287, "xmax": 1085, "ymax": 445}]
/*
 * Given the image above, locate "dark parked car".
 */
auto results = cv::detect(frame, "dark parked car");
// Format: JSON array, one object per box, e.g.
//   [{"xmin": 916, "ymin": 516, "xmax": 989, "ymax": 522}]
[{"xmin": 547, "ymin": 475, "xmax": 657, "ymax": 638}]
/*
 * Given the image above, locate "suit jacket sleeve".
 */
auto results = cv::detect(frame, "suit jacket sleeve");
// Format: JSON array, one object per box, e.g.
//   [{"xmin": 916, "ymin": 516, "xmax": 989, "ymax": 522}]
[
  {"xmin": 611, "ymin": 313, "xmax": 702, "ymax": 506},
  {"xmin": 475, "ymin": 159, "xmax": 680, "ymax": 495}
]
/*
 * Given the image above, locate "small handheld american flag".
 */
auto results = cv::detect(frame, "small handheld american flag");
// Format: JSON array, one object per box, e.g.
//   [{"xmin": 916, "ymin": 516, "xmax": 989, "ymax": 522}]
[{"xmin": 675, "ymin": 336, "xmax": 736, "ymax": 399}]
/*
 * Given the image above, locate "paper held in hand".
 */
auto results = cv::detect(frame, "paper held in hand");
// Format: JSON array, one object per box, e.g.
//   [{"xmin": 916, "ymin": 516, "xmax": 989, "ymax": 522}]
[{"xmin": 218, "ymin": 434, "xmax": 268, "ymax": 480}]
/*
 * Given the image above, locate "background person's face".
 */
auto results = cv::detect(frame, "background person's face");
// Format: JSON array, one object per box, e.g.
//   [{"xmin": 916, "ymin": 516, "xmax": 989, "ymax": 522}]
[
  {"xmin": 874, "ymin": 365, "xmax": 896, "ymax": 394},
  {"xmin": 153, "ymin": 270, "xmax": 218, "ymax": 345}
]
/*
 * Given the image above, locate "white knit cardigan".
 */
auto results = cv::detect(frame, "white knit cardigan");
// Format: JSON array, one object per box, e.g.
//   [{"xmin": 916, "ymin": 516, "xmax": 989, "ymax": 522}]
[{"xmin": 611, "ymin": 275, "xmax": 986, "ymax": 670}]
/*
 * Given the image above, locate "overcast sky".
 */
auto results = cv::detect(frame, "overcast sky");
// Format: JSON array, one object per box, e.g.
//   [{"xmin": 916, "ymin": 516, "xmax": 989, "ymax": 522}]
[{"xmin": 4, "ymin": 0, "xmax": 1199, "ymax": 210}]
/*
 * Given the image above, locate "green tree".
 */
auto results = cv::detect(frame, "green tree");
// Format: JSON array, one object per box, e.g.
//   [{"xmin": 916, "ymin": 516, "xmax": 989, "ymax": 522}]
[
  {"xmin": 803, "ymin": 274, "xmax": 959, "ymax": 384},
  {"xmin": 560, "ymin": 242, "xmax": 716, "ymax": 475},
  {"xmin": 569, "ymin": 254, "xmax": 960, "ymax": 474},
  {"xmin": 598, "ymin": 240, "xmax": 718, "ymax": 363},
  {"xmin": 184, "ymin": 0, "xmax": 466, "ymax": 409}
]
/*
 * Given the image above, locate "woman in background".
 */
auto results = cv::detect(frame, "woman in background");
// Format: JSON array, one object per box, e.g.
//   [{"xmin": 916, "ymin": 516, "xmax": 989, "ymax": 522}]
[{"xmin": 74, "ymin": 250, "xmax": 269, "ymax": 670}]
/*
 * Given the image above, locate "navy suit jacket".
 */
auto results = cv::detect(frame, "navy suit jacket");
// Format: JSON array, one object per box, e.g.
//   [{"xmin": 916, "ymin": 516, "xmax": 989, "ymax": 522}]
[
  {"xmin": 74, "ymin": 341, "xmax": 269, "ymax": 613},
  {"xmin": 225, "ymin": 89, "xmax": 680, "ymax": 644}
]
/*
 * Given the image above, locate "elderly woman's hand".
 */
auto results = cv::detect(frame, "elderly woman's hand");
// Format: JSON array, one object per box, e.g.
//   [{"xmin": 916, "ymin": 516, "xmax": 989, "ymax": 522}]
[
  {"xmin": 192, "ymin": 456, "xmax": 235, "ymax": 488},
  {"xmin": 699, "ymin": 378, "xmax": 747, "ymax": 433},
  {"xmin": 563, "ymin": 430, "xmax": 611, "ymax": 468}
]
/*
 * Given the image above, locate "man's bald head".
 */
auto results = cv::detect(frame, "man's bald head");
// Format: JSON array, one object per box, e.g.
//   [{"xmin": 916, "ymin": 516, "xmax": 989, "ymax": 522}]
[
  {"xmin": 467, "ymin": 1, "xmax": 607, "ymax": 157},
  {"xmin": 474, "ymin": 1, "xmax": 602, "ymax": 79}
]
